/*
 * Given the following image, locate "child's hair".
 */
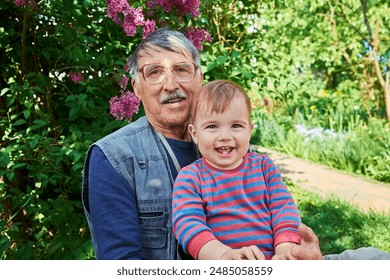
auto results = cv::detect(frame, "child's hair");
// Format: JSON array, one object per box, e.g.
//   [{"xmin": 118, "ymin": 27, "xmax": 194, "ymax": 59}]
[{"xmin": 191, "ymin": 80, "xmax": 252, "ymax": 123}]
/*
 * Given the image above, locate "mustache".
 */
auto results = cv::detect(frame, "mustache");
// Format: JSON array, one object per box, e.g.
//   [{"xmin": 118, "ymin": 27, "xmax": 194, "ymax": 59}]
[{"xmin": 159, "ymin": 90, "xmax": 188, "ymax": 104}]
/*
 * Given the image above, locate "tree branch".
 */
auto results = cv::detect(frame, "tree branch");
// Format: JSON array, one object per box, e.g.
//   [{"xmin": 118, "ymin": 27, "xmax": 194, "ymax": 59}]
[
  {"xmin": 360, "ymin": 0, "xmax": 373, "ymax": 43},
  {"xmin": 372, "ymin": 19, "xmax": 390, "ymax": 122},
  {"xmin": 327, "ymin": 0, "xmax": 357, "ymax": 74}
]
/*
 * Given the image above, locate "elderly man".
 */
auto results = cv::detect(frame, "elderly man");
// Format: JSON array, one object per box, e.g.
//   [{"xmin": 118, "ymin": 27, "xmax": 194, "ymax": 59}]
[{"xmin": 82, "ymin": 27, "xmax": 390, "ymax": 260}]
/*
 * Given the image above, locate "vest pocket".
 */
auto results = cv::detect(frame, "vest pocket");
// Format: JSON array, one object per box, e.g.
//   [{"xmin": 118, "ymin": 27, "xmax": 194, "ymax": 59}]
[
  {"xmin": 139, "ymin": 210, "xmax": 168, "ymax": 249},
  {"xmin": 140, "ymin": 227, "xmax": 167, "ymax": 248}
]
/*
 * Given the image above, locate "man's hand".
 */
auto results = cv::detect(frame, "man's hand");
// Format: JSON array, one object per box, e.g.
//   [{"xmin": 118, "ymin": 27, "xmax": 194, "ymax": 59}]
[{"xmin": 290, "ymin": 224, "xmax": 323, "ymax": 260}]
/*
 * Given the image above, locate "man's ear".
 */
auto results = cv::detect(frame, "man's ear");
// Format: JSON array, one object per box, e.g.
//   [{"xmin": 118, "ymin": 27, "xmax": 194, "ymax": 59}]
[
  {"xmin": 199, "ymin": 71, "xmax": 204, "ymax": 88},
  {"xmin": 131, "ymin": 78, "xmax": 141, "ymax": 100},
  {"xmin": 188, "ymin": 123, "xmax": 198, "ymax": 144}
]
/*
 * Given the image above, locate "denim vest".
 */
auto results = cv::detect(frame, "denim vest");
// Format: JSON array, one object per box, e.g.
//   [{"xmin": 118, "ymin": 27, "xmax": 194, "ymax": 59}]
[{"xmin": 82, "ymin": 116, "xmax": 178, "ymax": 260}]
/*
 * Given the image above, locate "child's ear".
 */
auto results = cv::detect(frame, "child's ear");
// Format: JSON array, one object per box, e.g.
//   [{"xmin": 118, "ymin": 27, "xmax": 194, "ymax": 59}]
[{"xmin": 188, "ymin": 124, "xmax": 198, "ymax": 144}]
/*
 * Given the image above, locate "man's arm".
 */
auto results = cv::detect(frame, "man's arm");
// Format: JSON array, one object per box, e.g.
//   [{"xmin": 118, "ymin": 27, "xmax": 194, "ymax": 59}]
[
  {"xmin": 86, "ymin": 145, "xmax": 142, "ymax": 259},
  {"xmin": 291, "ymin": 224, "xmax": 390, "ymax": 260}
]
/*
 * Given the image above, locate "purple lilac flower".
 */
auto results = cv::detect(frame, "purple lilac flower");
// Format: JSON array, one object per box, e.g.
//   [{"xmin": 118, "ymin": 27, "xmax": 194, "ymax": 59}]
[
  {"xmin": 114, "ymin": 74, "xmax": 130, "ymax": 89},
  {"xmin": 147, "ymin": 0, "xmax": 172, "ymax": 13},
  {"xmin": 147, "ymin": 0, "xmax": 200, "ymax": 17},
  {"xmin": 123, "ymin": 7, "xmax": 145, "ymax": 36},
  {"xmin": 14, "ymin": 0, "xmax": 35, "ymax": 6},
  {"xmin": 142, "ymin": 19, "xmax": 156, "ymax": 39},
  {"xmin": 109, "ymin": 91, "xmax": 140, "ymax": 121},
  {"xmin": 106, "ymin": 0, "xmax": 131, "ymax": 25},
  {"xmin": 69, "ymin": 71, "xmax": 84, "ymax": 84},
  {"xmin": 106, "ymin": 1, "xmax": 145, "ymax": 37},
  {"xmin": 185, "ymin": 27, "xmax": 212, "ymax": 50},
  {"xmin": 173, "ymin": 0, "xmax": 201, "ymax": 17},
  {"xmin": 14, "ymin": 0, "xmax": 25, "ymax": 6}
]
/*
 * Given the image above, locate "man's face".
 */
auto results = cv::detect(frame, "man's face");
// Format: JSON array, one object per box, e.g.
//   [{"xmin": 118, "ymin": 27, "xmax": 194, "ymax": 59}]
[{"xmin": 132, "ymin": 47, "xmax": 203, "ymax": 135}]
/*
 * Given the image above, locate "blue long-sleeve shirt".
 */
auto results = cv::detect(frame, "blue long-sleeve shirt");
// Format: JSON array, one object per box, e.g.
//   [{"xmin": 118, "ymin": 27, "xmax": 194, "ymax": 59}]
[{"xmin": 88, "ymin": 145, "xmax": 142, "ymax": 259}]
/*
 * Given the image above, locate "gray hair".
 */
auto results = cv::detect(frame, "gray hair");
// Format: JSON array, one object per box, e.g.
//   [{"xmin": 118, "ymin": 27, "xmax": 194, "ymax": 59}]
[{"xmin": 129, "ymin": 28, "xmax": 200, "ymax": 83}]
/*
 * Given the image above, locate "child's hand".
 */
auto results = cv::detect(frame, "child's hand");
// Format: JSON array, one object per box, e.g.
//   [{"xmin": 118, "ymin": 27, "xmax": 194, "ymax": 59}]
[
  {"xmin": 221, "ymin": 245, "xmax": 265, "ymax": 260},
  {"xmin": 271, "ymin": 242, "xmax": 297, "ymax": 260}
]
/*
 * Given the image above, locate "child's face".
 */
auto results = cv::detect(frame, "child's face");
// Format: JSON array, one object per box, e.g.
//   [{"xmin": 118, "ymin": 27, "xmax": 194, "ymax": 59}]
[{"xmin": 189, "ymin": 97, "xmax": 253, "ymax": 170}]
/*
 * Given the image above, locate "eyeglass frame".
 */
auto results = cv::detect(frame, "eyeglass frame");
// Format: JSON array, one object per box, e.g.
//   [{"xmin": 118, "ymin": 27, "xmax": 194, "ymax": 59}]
[{"xmin": 137, "ymin": 62, "xmax": 199, "ymax": 85}]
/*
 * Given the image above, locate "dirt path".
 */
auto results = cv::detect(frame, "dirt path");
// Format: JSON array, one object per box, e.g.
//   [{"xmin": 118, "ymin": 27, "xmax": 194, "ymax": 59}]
[{"xmin": 251, "ymin": 145, "xmax": 390, "ymax": 214}]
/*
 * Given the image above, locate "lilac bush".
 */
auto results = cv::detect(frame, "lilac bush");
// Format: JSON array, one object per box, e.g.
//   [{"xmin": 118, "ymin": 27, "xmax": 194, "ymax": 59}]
[
  {"xmin": 105, "ymin": 0, "xmax": 209, "ymax": 43},
  {"xmin": 105, "ymin": 0, "xmax": 212, "ymax": 121},
  {"xmin": 109, "ymin": 91, "xmax": 141, "ymax": 121},
  {"xmin": 185, "ymin": 27, "xmax": 212, "ymax": 50}
]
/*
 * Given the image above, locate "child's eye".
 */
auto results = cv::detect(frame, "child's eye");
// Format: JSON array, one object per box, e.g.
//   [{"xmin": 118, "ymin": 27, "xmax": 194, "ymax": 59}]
[
  {"xmin": 232, "ymin": 124, "xmax": 243, "ymax": 128},
  {"xmin": 206, "ymin": 124, "xmax": 217, "ymax": 129}
]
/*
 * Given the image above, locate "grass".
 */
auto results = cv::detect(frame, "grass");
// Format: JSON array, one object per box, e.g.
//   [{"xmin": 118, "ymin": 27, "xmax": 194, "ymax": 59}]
[{"xmin": 287, "ymin": 181, "xmax": 390, "ymax": 255}]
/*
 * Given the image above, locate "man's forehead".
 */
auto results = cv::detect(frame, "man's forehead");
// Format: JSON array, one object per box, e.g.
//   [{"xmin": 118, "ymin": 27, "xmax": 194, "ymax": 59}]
[{"xmin": 138, "ymin": 46, "xmax": 192, "ymax": 64}]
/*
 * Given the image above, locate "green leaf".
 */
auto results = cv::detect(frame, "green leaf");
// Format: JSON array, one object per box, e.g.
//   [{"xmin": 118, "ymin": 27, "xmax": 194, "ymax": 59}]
[
  {"xmin": 6, "ymin": 96, "xmax": 15, "ymax": 107},
  {"xmin": 1, "ymin": 88, "xmax": 10, "ymax": 96},
  {"xmin": 23, "ymin": 109, "xmax": 31, "ymax": 119},
  {"xmin": 216, "ymin": 55, "xmax": 227, "ymax": 65},
  {"xmin": 231, "ymin": 50, "xmax": 241, "ymax": 58},
  {"xmin": 13, "ymin": 119, "xmax": 26, "ymax": 126},
  {"xmin": 30, "ymin": 135, "xmax": 40, "ymax": 149},
  {"xmin": 6, "ymin": 171, "xmax": 14, "ymax": 181},
  {"xmin": 11, "ymin": 162, "xmax": 26, "ymax": 170}
]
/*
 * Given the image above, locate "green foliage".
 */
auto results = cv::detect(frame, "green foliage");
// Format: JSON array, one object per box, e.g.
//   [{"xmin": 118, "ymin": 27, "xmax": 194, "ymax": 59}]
[
  {"xmin": 245, "ymin": 0, "xmax": 390, "ymax": 184},
  {"xmin": 289, "ymin": 182, "xmax": 390, "ymax": 255},
  {"xmin": 0, "ymin": 1, "xmax": 119, "ymax": 259},
  {"xmin": 244, "ymin": 0, "xmax": 389, "ymax": 124}
]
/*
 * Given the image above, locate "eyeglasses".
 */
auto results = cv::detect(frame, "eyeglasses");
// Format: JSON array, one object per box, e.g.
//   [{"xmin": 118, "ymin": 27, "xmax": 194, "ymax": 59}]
[{"xmin": 138, "ymin": 62, "xmax": 198, "ymax": 85}]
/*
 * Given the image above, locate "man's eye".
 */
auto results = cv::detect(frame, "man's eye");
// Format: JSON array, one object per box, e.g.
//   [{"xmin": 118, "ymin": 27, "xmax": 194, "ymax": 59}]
[
  {"xmin": 174, "ymin": 66, "xmax": 189, "ymax": 73},
  {"xmin": 146, "ymin": 67, "xmax": 164, "ymax": 77},
  {"xmin": 174, "ymin": 63, "xmax": 193, "ymax": 72}
]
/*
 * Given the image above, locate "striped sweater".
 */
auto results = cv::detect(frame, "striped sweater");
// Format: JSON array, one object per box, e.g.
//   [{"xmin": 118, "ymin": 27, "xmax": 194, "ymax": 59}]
[{"xmin": 172, "ymin": 151, "xmax": 301, "ymax": 259}]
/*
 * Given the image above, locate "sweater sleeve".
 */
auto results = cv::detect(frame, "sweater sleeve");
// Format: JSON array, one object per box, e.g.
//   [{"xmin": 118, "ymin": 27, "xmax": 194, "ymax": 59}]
[
  {"xmin": 87, "ymin": 145, "xmax": 142, "ymax": 259},
  {"xmin": 262, "ymin": 156, "xmax": 302, "ymax": 246},
  {"xmin": 172, "ymin": 166, "xmax": 216, "ymax": 259}
]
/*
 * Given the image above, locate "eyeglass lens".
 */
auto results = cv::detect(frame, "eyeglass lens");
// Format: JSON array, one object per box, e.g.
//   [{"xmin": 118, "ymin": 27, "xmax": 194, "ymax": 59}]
[{"xmin": 142, "ymin": 63, "xmax": 196, "ymax": 84}]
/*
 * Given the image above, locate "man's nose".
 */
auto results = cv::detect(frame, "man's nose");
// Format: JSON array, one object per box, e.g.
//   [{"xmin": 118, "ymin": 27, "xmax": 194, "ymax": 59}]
[{"xmin": 162, "ymin": 69, "xmax": 179, "ymax": 90}]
